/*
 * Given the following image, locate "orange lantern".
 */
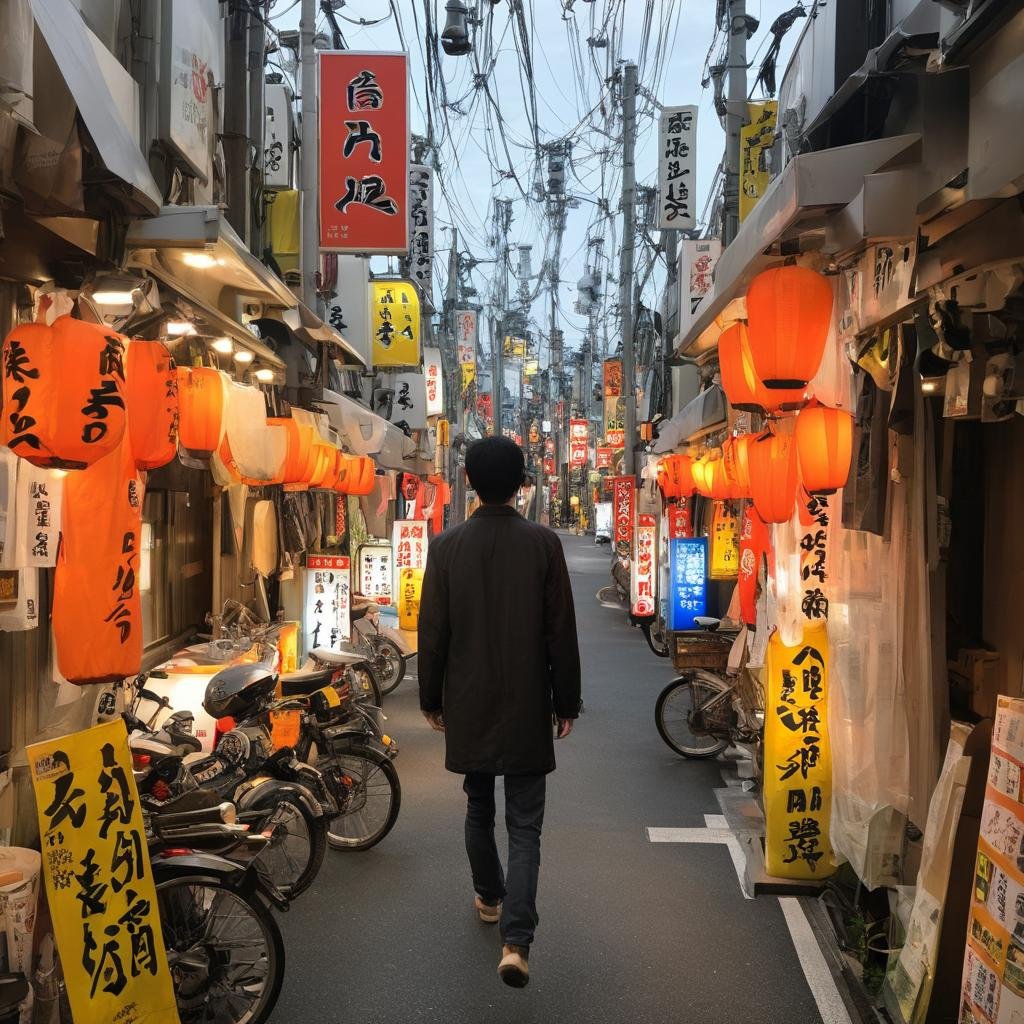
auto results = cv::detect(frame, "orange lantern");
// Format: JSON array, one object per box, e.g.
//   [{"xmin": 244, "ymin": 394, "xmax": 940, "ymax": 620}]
[
  {"xmin": 747, "ymin": 431, "xmax": 798, "ymax": 524},
  {"xmin": 656, "ymin": 454, "xmax": 694, "ymax": 499},
  {"xmin": 177, "ymin": 366, "xmax": 228, "ymax": 459},
  {"xmin": 722, "ymin": 435, "xmax": 753, "ymax": 493},
  {"xmin": 53, "ymin": 435, "xmax": 144, "ymax": 683},
  {"xmin": 126, "ymin": 341, "xmax": 178, "ymax": 470},
  {"xmin": 705, "ymin": 456, "xmax": 740, "ymax": 500},
  {"xmin": 337, "ymin": 454, "xmax": 376, "ymax": 496},
  {"xmin": 269, "ymin": 417, "xmax": 319, "ymax": 485},
  {"xmin": 745, "ymin": 265, "xmax": 833, "ymax": 391},
  {"xmin": 691, "ymin": 456, "xmax": 711, "ymax": 497},
  {"xmin": 718, "ymin": 322, "xmax": 805, "ymax": 412},
  {"xmin": 308, "ymin": 443, "xmax": 340, "ymax": 489},
  {"xmin": 795, "ymin": 401, "xmax": 853, "ymax": 495},
  {"xmin": 1, "ymin": 315, "xmax": 128, "ymax": 469}
]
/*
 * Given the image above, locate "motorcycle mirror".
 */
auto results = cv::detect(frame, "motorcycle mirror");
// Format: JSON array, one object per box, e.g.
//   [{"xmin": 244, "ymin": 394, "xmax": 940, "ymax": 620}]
[{"xmin": 138, "ymin": 688, "xmax": 166, "ymax": 705}]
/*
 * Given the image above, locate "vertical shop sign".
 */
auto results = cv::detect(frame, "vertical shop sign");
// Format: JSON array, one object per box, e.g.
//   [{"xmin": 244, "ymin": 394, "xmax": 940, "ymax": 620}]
[
  {"xmin": 569, "ymin": 419, "xmax": 589, "ymax": 468},
  {"xmin": 631, "ymin": 514, "xmax": 657, "ymax": 617},
  {"xmin": 27, "ymin": 720, "xmax": 179, "ymax": 1024},
  {"xmin": 383, "ymin": 371, "xmax": 428, "ymax": 430},
  {"xmin": 739, "ymin": 101, "xmax": 778, "ymax": 222},
  {"xmin": 397, "ymin": 567, "xmax": 424, "ymax": 630},
  {"xmin": 762, "ymin": 622, "xmax": 835, "ymax": 880},
  {"xmin": 358, "ymin": 543, "xmax": 393, "ymax": 605},
  {"xmin": 679, "ymin": 239, "xmax": 722, "ymax": 337},
  {"xmin": 738, "ymin": 504, "xmax": 772, "ymax": 628},
  {"xmin": 612, "ymin": 477, "xmax": 634, "ymax": 546},
  {"xmin": 595, "ymin": 447, "xmax": 613, "ymax": 470},
  {"xmin": 319, "ymin": 52, "xmax": 409, "ymax": 253},
  {"xmin": 667, "ymin": 500, "xmax": 692, "ymax": 540},
  {"xmin": 709, "ymin": 500, "xmax": 740, "ymax": 579},
  {"xmin": 603, "ymin": 358, "xmax": 625, "ymax": 448},
  {"xmin": 603, "ymin": 358, "xmax": 622, "ymax": 399},
  {"xmin": 799, "ymin": 492, "xmax": 830, "ymax": 622},
  {"xmin": 456, "ymin": 310, "xmax": 477, "ymax": 393},
  {"xmin": 959, "ymin": 697, "xmax": 1024, "ymax": 1022},
  {"xmin": 423, "ymin": 346, "xmax": 445, "ymax": 416},
  {"xmin": 657, "ymin": 105, "xmax": 697, "ymax": 230},
  {"xmin": 371, "ymin": 280, "xmax": 420, "ymax": 367},
  {"xmin": 407, "ymin": 164, "xmax": 433, "ymax": 296},
  {"xmin": 13, "ymin": 460, "xmax": 63, "ymax": 567},
  {"xmin": 392, "ymin": 519, "xmax": 428, "ymax": 600},
  {"xmin": 305, "ymin": 554, "xmax": 351, "ymax": 651},
  {"xmin": 668, "ymin": 536, "xmax": 707, "ymax": 630}
]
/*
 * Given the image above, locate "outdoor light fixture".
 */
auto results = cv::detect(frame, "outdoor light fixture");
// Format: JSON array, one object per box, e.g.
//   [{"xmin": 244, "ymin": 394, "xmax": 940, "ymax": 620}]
[
  {"xmin": 211, "ymin": 337, "xmax": 234, "ymax": 355},
  {"xmin": 255, "ymin": 368, "xmax": 275, "ymax": 383},
  {"xmin": 794, "ymin": 401, "xmax": 853, "ymax": 495},
  {"xmin": 441, "ymin": 0, "xmax": 472, "ymax": 55},
  {"xmin": 182, "ymin": 252, "xmax": 219, "ymax": 269},
  {"xmin": 91, "ymin": 287, "xmax": 136, "ymax": 306},
  {"xmin": 233, "ymin": 350, "xmax": 254, "ymax": 365},
  {"xmin": 165, "ymin": 320, "xmax": 196, "ymax": 336}
]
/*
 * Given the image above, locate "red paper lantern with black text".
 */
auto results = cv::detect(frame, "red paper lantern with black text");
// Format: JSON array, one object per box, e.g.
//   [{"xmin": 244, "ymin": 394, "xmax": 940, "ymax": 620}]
[
  {"xmin": 177, "ymin": 367, "xmax": 228, "ymax": 459},
  {"xmin": 126, "ymin": 341, "xmax": 178, "ymax": 469},
  {"xmin": 657, "ymin": 454, "xmax": 694, "ymax": 499},
  {"xmin": 747, "ymin": 431, "xmax": 798, "ymax": 524},
  {"xmin": 745, "ymin": 265, "xmax": 833, "ymax": 391},
  {"xmin": 795, "ymin": 401, "xmax": 853, "ymax": 495},
  {"xmin": 1, "ymin": 316, "xmax": 128, "ymax": 469},
  {"xmin": 718, "ymin": 322, "xmax": 805, "ymax": 412}
]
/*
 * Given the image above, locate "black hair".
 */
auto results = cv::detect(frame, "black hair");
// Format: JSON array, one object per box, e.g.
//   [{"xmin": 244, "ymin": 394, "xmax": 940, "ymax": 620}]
[{"xmin": 465, "ymin": 436, "xmax": 525, "ymax": 505}]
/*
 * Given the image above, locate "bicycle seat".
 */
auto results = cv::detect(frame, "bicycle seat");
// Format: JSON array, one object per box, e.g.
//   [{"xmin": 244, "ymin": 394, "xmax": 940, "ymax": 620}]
[
  {"xmin": 694, "ymin": 616, "xmax": 722, "ymax": 630},
  {"xmin": 279, "ymin": 665, "xmax": 340, "ymax": 697}
]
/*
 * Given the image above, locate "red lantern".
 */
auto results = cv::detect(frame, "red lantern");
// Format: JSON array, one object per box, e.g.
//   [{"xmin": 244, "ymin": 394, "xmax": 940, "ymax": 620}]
[
  {"xmin": 656, "ymin": 454, "xmax": 694, "ymax": 499},
  {"xmin": 705, "ymin": 457, "xmax": 740, "ymax": 500},
  {"xmin": 718, "ymin": 323, "xmax": 805, "ymax": 412},
  {"xmin": 747, "ymin": 431, "xmax": 798, "ymax": 524},
  {"xmin": 722, "ymin": 435, "xmax": 753, "ymax": 493},
  {"xmin": 1, "ymin": 316, "xmax": 128, "ymax": 469},
  {"xmin": 795, "ymin": 402, "xmax": 853, "ymax": 495},
  {"xmin": 126, "ymin": 341, "xmax": 178, "ymax": 470},
  {"xmin": 745, "ymin": 265, "xmax": 833, "ymax": 391},
  {"xmin": 177, "ymin": 367, "xmax": 228, "ymax": 459}
]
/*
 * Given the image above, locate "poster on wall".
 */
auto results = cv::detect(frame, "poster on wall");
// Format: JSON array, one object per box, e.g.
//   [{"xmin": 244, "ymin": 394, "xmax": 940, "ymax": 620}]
[
  {"xmin": 305, "ymin": 554, "xmax": 352, "ymax": 651},
  {"xmin": 958, "ymin": 696, "xmax": 1024, "ymax": 1023},
  {"xmin": 319, "ymin": 51, "xmax": 409, "ymax": 253},
  {"xmin": 668, "ymin": 536, "xmax": 706, "ymax": 630},
  {"xmin": 631, "ymin": 513, "xmax": 657, "ymax": 618},
  {"xmin": 358, "ymin": 543, "xmax": 393, "ymax": 605},
  {"xmin": 612, "ymin": 477, "xmax": 634, "ymax": 546},
  {"xmin": 657, "ymin": 105, "xmax": 697, "ymax": 230},
  {"xmin": 739, "ymin": 101, "xmax": 778, "ymax": 222},
  {"xmin": 371, "ymin": 279, "xmax": 420, "ymax": 367},
  {"xmin": 27, "ymin": 720, "xmax": 180, "ymax": 1024},
  {"xmin": 392, "ymin": 519, "xmax": 428, "ymax": 601},
  {"xmin": 423, "ymin": 346, "xmax": 444, "ymax": 416},
  {"xmin": 762, "ymin": 622, "xmax": 835, "ymax": 880}
]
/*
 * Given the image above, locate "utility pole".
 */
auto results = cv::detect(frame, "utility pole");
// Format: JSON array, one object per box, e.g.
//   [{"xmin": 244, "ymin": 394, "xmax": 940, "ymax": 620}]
[
  {"xmin": 299, "ymin": 0, "xmax": 319, "ymax": 308},
  {"xmin": 445, "ymin": 229, "xmax": 466, "ymax": 523},
  {"xmin": 724, "ymin": 0, "xmax": 748, "ymax": 246},
  {"xmin": 224, "ymin": 6, "xmax": 251, "ymax": 243},
  {"xmin": 620, "ymin": 62, "xmax": 638, "ymax": 477},
  {"xmin": 493, "ymin": 199, "xmax": 512, "ymax": 438},
  {"xmin": 661, "ymin": 228, "xmax": 679, "ymax": 415}
]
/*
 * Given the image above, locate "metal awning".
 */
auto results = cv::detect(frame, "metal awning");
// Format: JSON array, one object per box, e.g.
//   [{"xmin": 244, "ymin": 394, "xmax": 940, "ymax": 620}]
[
  {"xmin": 281, "ymin": 303, "xmax": 365, "ymax": 367},
  {"xmin": 651, "ymin": 386, "xmax": 726, "ymax": 453},
  {"xmin": 675, "ymin": 133, "xmax": 921, "ymax": 359},
  {"xmin": 314, "ymin": 389, "xmax": 416, "ymax": 472},
  {"xmin": 126, "ymin": 206, "xmax": 297, "ymax": 309},
  {"xmin": 31, "ymin": 0, "xmax": 162, "ymax": 216}
]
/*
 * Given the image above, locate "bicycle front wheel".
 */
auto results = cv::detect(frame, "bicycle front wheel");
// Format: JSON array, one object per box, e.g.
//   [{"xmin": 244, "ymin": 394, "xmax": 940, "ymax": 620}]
[
  {"xmin": 157, "ymin": 874, "xmax": 284, "ymax": 1024},
  {"xmin": 655, "ymin": 675, "xmax": 730, "ymax": 759},
  {"xmin": 321, "ymin": 746, "xmax": 401, "ymax": 851},
  {"xmin": 374, "ymin": 638, "xmax": 407, "ymax": 695}
]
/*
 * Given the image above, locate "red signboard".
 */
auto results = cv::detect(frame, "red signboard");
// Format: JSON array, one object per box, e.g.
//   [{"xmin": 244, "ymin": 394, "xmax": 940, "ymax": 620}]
[
  {"xmin": 631, "ymin": 513, "xmax": 657, "ymax": 617},
  {"xmin": 596, "ymin": 447, "xmax": 614, "ymax": 470},
  {"xmin": 307, "ymin": 554, "xmax": 351, "ymax": 571},
  {"xmin": 603, "ymin": 358, "xmax": 622, "ymax": 397},
  {"xmin": 545, "ymin": 437, "xmax": 555, "ymax": 455},
  {"xmin": 612, "ymin": 477, "xmax": 634, "ymax": 546},
  {"xmin": 319, "ymin": 52, "xmax": 409, "ymax": 254},
  {"xmin": 606, "ymin": 428, "xmax": 625, "ymax": 448},
  {"xmin": 569, "ymin": 418, "xmax": 589, "ymax": 469},
  {"xmin": 667, "ymin": 499, "xmax": 692, "ymax": 540},
  {"xmin": 543, "ymin": 456, "xmax": 555, "ymax": 476}
]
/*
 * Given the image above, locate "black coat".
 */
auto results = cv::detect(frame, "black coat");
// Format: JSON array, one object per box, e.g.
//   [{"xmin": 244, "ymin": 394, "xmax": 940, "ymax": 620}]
[{"xmin": 418, "ymin": 505, "xmax": 582, "ymax": 775}]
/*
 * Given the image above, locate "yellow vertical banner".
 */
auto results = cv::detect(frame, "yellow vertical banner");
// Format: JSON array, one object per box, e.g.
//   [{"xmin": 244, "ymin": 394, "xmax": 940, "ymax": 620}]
[
  {"xmin": 371, "ymin": 279, "xmax": 421, "ymax": 367},
  {"xmin": 398, "ymin": 566, "xmax": 424, "ymax": 630},
  {"xmin": 762, "ymin": 622, "xmax": 835, "ymax": 879},
  {"xmin": 27, "ymin": 719, "xmax": 180, "ymax": 1024},
  {"xmin": 739, "ymin": 101, "xmax": 778, "ymax": 222},
  {"xmin": 709, "ymin": 501, "xmax": 740, "ymax": 579}
]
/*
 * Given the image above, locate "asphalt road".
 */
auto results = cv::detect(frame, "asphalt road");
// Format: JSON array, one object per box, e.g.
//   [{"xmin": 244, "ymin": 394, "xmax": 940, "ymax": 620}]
[{"xmin": 271, "ymin": 530, "xmax": 823, "ymax": 1023}]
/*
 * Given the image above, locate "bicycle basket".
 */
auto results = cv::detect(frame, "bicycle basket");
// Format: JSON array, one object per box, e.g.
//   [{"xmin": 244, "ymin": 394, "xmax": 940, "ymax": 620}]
[{"xmin": 672, "ymin": 632, "xmax": 733, "ymax": 672}]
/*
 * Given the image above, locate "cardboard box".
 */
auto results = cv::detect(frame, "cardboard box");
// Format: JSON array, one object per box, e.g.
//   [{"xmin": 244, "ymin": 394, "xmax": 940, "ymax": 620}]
[{"xmin": 950, "ymin": 648, "xmax": 1001, "ymax": 719}]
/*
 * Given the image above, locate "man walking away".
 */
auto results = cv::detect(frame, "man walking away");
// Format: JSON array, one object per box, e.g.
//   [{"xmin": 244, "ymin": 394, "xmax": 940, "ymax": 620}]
[{"xmin": 418, "ymin": 436, "xmax": 582, "ymax": 988}]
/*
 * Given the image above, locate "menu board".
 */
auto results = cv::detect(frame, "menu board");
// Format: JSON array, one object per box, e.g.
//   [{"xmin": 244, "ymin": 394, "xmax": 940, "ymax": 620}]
[
  {"xmin": 960, "ymin": 697, "xmax": 1024, "ymax": 1022},
  {"xmin": 305, "ymin": 554, "xmax": 351, "ymax": 652},
  {"xmin": 668, "ymin": 537, "xmax": 707, "ymax": 630},
  {"xmin": 358, "ymin": 543, "xmax": 393, "ymax": 606}
]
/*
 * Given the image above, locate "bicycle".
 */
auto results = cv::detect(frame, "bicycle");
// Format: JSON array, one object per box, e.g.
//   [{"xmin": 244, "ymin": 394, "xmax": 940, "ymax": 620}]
[{"xmin": 654, "ymin": 617, "xmax": 764, "ymax": 762}]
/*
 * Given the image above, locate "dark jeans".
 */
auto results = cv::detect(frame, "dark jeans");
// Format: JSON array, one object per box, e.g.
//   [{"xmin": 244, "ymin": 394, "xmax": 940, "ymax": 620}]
[{"xmin": 463, "ymin": 772, "xmax": 546, "ymax": 947}]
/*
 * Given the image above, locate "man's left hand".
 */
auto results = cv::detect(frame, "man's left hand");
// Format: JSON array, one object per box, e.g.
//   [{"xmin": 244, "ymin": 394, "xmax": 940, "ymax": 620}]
[{"xmin": 423, "ymin": 710, "xmax": 445, "ymax": 732}]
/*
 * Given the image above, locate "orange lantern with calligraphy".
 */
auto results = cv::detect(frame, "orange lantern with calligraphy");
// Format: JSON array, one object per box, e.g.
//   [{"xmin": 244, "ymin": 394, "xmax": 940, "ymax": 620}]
[
  {"xmin": 745, "ymin": 265, "xmax": 833, "ymax": 391},
  {"xmin": 1, "ymin": 316, "xmax": 128, "ymax": 469},
  {"xmin": 656, "ymin": 454, "xmax": 694, "ymax": 499},
  {"xmin": 126, "ymin": 340, "xmax": 178, "ymax": 470},
  {"xmin": 53, "ymin": 434, "xmax": 144, "ymax": 683},
  {"xmin": 723, "ymin": 434, "xmax": 753, "ymax": 492},
  {"xmin": 176, "ymin": 366, "xmax": 228, "ymax": 459},
  {"xmin": 269, "ymin": 417, "xmax": 319, "ymax": 485},
  {"xmin": 337, "ymin": 454, "xmax": 376, "ymax": 496},
  {"xmin": 718, "ymin": 322, "xmax": 805, "ymax": 413},
  {"xmin": 747, "ymin": 431, "xmax": 799, "ymax": 524},
  {"xmin": 795, "ymin": 401, "xmax": 853, "ymax": 495}
]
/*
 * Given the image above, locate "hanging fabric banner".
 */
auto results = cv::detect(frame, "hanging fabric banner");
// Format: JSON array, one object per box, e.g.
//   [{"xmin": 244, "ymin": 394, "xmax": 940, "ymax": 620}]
[
  {"xmin": 371, "ymin": 280, "xmax": 421, "ymax": 367},
  {"xmin": 407, "ymin": 164, "xmax": 433, "ymax": 295},
  {"xmin": 667, "ymin": 500, "xmax": 692, "ymax": 540},
  {"xmin": 657, "ymin": 105, "xmax": 697, "ymax": 230},
  {"xmin": 423, "ymin": 346, "xmax": 445, "ymax": 416},
  {"xmin": 27, "ymin": 719, "xmax": 179, "ymax": 1024},
  {"xmin": 612, "ymin": 477, "xmax": 634, "ymax": 546},
  {"xmin": 798, "ymin": 492, "xmax": 831, "ymax": 622},
  {"xmin": 397, "ymin": 566, "xmax": 424, "ymax": 630},
  {"xmin": 455, "ymin": 310, "xmax": 477, "ymax": 395},
  {"xmin": 569, "ymin": 419, "xmax": 588, "ymax": 468},
  {"xmin": 358, "ymin": 543, "xmax": 393, "ymax": 605},
  {"xmin": 304, "ymin": 554, "xmax": 351, "ymax": 652},
  {"xmin": 13, "ymin": 459, "xmax": 63, "ymax": 568},
  {"xmin": 738, "ymin": 504, "xmax": 772, "ymax": 628},
  {"xmin": 762, "ymin": 622, "xmax": 835, "ymax": 879},
  {"xmin": 709, "ymin": 500, "xmax": 740, "ymax": 579},
  {"xmin": 631, "ymin": 513, "xmax": 657, "ymax": 618}
]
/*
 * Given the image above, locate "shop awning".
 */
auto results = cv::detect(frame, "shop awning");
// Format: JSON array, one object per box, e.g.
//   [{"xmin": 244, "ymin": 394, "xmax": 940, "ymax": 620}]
[
  {"xmin": 651, "ymin": 386, "xmax": 726, "ymax": 453},
  {"xmin": 674, "ymin": 133, "xmax": 920, "ymax": 359},
  {"xmin": 126, "ymin": 206, "xmax": 297, "ymax": 310},
  {"xmin": 282, "ymin": 302, "xmax": 366, "ymax": 367},
  {"xmin": 314, "ymin": 389, "xmax": 416, "ymax": 472},
  {"xmin": 31, "ymin": 0, "xmax": 162, "ymax": 216}
]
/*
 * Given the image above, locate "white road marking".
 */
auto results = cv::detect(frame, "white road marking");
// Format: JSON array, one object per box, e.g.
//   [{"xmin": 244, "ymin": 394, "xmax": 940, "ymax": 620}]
[
  {"xmin": 779, "ymin": 897, "xmax": 855, "ymax": 1024},
  {"xmin": 647, "ymin": 822, "xmax": 753, "ymax": 900}
]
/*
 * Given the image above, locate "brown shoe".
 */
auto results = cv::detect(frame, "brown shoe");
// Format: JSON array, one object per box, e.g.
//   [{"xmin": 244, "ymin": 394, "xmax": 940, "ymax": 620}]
[
  {"xmin": 474, "ymin": 895, "xmax": 501, "ymax": 923},
  {"xmin": 498, "ymin": 944, "xmax": 529, "ymax": 988}
]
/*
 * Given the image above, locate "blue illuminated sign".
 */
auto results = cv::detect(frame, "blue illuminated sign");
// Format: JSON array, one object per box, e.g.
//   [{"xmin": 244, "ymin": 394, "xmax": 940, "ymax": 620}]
[{"xmin": 669, "ymin": 536, "xmax": 708, "ymax": 631}]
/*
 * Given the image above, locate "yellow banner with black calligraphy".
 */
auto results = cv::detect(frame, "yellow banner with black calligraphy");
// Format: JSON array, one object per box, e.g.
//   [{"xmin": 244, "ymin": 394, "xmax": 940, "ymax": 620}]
[
  {"xmin": 27, "ymin": 720, "xmax": 179, "ymax": 1024},
  {"xmin": 371, "ymin": 279, "xmax": 421, "ymax": 367},
  {"xmin": 709, "ymin": 500, "xmax": 739, "ymax": 580},
  {"xmin": 762, "ymin": 622, "xmax": 835, "ymax": 880}
]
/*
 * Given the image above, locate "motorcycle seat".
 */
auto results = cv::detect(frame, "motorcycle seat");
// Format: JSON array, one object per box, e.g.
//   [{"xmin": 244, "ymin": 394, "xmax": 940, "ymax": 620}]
[
  {"xmin": 279, "ymin": 665, "xmax": 340, "ymax": 697},
  {"xmin": 310, "ymin": 647, "xmax": 367, "ymax": 667},
  {"xmin": 694, "ymin": 616, "xmax": 722, "ymax": 630}
]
